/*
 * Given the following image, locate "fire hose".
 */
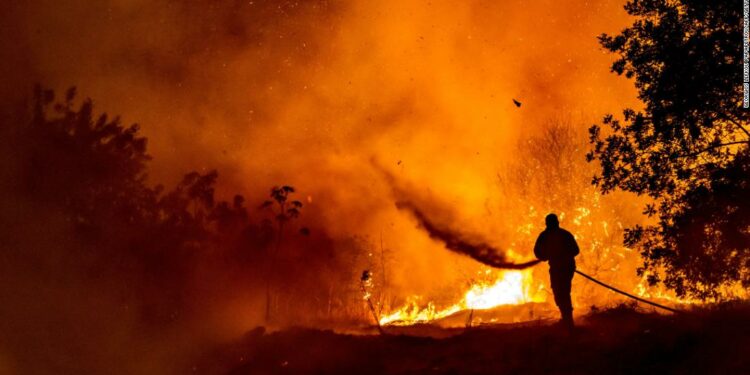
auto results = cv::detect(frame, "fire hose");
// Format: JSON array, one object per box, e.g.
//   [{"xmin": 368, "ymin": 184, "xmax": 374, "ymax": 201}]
[
  {"xmin": 389, "ymin": 196, "xmax": 685, "ymax": 316},
  {"xmin": 574, "ymin": 269, "xmax": 683, "ymax": 314}
]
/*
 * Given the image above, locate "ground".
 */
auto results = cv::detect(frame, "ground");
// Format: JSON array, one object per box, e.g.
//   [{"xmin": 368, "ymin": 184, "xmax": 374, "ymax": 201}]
[{"xmin": 199, "ymin": 303, "xmax": 750, "ymax": 375}]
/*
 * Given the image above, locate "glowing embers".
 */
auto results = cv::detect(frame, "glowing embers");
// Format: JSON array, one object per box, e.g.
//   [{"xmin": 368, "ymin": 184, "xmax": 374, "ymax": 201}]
[{"xmin": 380, "ymin": 270, "xmax": 543, "ymax": 326}]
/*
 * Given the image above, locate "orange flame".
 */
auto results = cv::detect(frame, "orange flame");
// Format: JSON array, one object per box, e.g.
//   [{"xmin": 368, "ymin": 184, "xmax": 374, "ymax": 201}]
[{"xmin": 380, "ymin": 270, "xmax": 544, "ymax": 326}]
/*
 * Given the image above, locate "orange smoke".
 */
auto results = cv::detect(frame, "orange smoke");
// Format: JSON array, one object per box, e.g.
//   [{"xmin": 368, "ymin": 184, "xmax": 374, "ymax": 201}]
[{"xmin": 0, "ymin": 0, "xmax": 664, "ymax": 371}]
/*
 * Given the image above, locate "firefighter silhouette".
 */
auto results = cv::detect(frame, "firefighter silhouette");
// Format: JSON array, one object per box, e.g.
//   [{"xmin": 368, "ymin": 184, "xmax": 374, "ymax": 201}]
[{"xmin": 534, "ymin": 213, "xmax": 579, "ymax": 328}]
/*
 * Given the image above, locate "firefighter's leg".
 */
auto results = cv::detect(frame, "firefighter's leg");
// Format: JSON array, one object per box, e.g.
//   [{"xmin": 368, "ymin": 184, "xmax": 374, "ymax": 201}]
[{"xmin": 551, "ymin": 269, "xmax": 574, "ymax": 328}]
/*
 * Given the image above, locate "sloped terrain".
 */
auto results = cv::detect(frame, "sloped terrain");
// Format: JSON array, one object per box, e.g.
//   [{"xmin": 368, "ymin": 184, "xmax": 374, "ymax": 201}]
[{"xmin": 198, "ymin": 303, "xmax": 750, "ymax": 375}]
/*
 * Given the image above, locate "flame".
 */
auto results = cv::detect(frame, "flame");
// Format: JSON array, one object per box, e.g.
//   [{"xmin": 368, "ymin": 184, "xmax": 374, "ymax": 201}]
[
  {"xmin": 380, "ymin": 270, "xmax": 543, "ymax": 326},
  {"xmin": 378, "ymin": 206, "xmax": 746, "ymax": 327}
]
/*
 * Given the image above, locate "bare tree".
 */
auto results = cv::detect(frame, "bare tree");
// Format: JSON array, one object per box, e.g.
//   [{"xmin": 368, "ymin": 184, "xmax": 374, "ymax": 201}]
[{"xmin": 260, "ymin": 185, "xmax": 303, "ymax": 322}]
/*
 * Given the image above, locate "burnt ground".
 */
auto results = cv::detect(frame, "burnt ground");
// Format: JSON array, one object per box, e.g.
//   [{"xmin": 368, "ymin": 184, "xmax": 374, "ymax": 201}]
[{"xmin": 198, "ymin": 303, "xmax": 750, "ymax": 375}]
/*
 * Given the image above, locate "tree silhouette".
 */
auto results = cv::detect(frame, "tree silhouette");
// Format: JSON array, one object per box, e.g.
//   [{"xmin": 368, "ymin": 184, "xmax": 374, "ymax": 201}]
[
  {"xmin": 24, "ymin": 86, "xmax": 152, "ymax": 226},
  {"xmin": 260, "ymin": 185, "xmax": 303, "ymax": 322},
  {"xmin": 13, "ymin": 86, "xmax": 283, "ymax": 323},
  {"xmin": 587, "ymin": 1, "xmax": 749, "ymax": 299},
  {"xmin": 6, "ymin": 85, "xmax": 404, "ymax": 335}
]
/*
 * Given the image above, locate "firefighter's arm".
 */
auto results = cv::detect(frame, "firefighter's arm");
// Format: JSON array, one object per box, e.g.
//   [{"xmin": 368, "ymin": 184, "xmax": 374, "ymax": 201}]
[{"xmin": 569, "ymin": 232, "xmax": 580, "ymax": 256}]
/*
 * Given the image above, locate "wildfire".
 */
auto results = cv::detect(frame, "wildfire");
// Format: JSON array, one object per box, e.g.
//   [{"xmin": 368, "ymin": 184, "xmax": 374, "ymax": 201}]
[{"xmin": 379, "ymin": 270, "xmax": 544, "ymax": 326}]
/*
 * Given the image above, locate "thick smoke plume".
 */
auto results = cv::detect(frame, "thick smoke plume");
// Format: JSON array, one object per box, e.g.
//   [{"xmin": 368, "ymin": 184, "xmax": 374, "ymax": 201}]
[{"xmin": 395, "ymin": 200, "xmax": 541, "ymax": 269}]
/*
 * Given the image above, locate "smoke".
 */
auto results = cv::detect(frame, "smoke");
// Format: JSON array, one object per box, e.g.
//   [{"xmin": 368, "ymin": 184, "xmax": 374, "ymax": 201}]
[
  {"xmin": 377, "ymin": 161, "xmax": 540, "ymax": 269},
  {"xmin": 395, "ymin": 200, "xmax": 542, "ymax": 269},
  {"xmin": 0, "ymin": 0, "xmax": 645, "ymax": 373}
]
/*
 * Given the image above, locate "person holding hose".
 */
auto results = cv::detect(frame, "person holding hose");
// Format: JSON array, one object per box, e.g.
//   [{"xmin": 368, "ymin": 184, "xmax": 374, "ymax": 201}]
[{"xmin": 534, "ymin": 213, "xmax": 579, "ymax": 329}]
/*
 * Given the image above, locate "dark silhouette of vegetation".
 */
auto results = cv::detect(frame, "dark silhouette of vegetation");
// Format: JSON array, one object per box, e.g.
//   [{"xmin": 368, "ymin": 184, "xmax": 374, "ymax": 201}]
[
  {"xmin": 260, "ymin": 185, "xmax": 303, "ymax": 322},
  {"xmin": 587, "ymin": 1, "xmax": 749, "ymax": 299},
  {"xmin": 2, "ymin": 86, "xmax": 377, "ymax": 334},
  {"xmin": 12, "ymin": 86, "xmax": 277, "ymax": 323}
]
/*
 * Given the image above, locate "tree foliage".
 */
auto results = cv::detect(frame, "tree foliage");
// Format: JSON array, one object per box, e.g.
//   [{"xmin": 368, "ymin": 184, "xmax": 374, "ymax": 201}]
[{"xmin": 587, "ymin": 0, "xmax": 750, "ymax": 299}]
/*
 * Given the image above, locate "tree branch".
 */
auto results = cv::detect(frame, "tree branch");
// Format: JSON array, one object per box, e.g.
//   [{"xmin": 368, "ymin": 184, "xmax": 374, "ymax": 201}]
[
  {"xmin": 729, "ymin": 118, "xmax": 750, "ymax": 139},
  {"xmin": 680, "ymin": 141, "xmax": 749, "ymax": 158},
  {"xmin": 715, "ymin": 110, "xmax": 750, "ymax": 139}
]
